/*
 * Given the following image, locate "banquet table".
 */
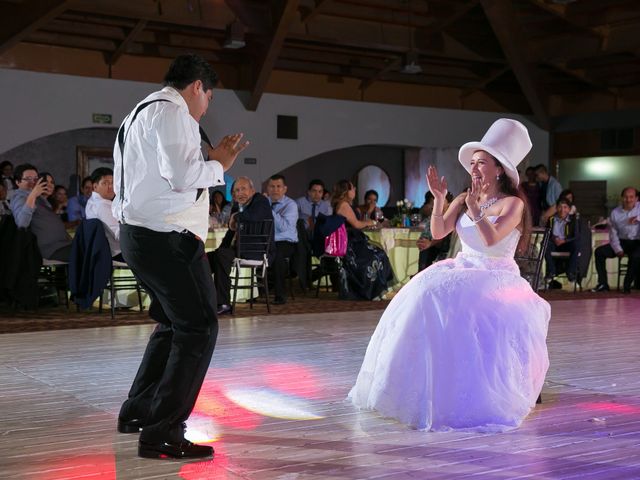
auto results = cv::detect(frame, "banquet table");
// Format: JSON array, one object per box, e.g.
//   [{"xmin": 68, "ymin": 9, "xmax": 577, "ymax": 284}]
[{"xmin": 364, "ymin": 227, "xmax": 422, "ymax": 286}]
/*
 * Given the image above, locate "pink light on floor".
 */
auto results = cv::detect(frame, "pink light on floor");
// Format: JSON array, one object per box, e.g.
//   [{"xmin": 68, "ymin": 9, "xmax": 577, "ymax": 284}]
[
  {"xmin": 576, "ymin": 401, "xmax": 640, "ymax": 415},
  {"xmin": 257, "ymin": 362, "xmax": 323, "ymax": 398},
  {"xmin": 193, "ymin": 381, "xmax": 262, "ymax": 430},
  {"xmin": 179, "ymin": 443, "xmax": 241, "ymax": 480},
  {"xmin": 33, "ymin": 454, "xmax": 115, "ymax": 480}
]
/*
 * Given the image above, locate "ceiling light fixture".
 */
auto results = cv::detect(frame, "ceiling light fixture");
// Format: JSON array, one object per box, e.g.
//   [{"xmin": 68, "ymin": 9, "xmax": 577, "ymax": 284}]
[{"xmin": 223, "ymin": 20, "xmax": 245, "ymax": 49}]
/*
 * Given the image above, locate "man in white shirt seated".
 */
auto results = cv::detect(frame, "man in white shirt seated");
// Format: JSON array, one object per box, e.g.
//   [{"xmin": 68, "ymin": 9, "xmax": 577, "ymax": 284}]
[
  {"xmin": 85, "ymin": 167, "xmax": 123, "ymax": 261},
  {"xmin": 592, "ymin": 187, "xmax": 640, "ymax": 293},
  {"xmin": 267, "ymin": 174, "xmax": 298, "ymax": 305}
]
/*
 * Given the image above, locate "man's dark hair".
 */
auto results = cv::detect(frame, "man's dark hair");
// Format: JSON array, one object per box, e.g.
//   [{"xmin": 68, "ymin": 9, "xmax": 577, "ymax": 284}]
[
  {"xmin": 424, "ymin": 191, "xmax": 434, "ymax": 204},
  {"xmin": 621, "ymin": 186, "xmax": 639, "ymax": 197},
  {"xmin": 163, "ymin": 54, "xmax": 219, "ymax": 92},
  {"xmin": 556, "ymin": 198, "xmax": 571, "ymax": 208},
  {"xmin": 14, "ymin": 163, "xmax": 38, "ymax": 182},
  {"xmin": 534, "ymin": 164, "xmax": 548, "ymax": 173},
  {"xmin": 308, "ymin": 179, "xmax": 325, "ymax": 190},
  {"xmin": 525, "ymin": 166, "xmax": 535, "ymax": 174},
  {"xmin": 91, "ymin": 167, "xmax": 114, "ymax": 184},
  {"xmin": 364, "ymin": 189, "xmax": 378, "ymax": 200},
  {"xmin": 269, "ymin": 174, "xmax": 286, "ymax": 184}
]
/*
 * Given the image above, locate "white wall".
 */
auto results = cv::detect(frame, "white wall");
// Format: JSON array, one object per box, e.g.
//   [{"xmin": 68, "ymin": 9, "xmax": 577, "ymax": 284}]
[{"xmin": 0, "ymin": 68, "xmax": 550, "ymax": 185}]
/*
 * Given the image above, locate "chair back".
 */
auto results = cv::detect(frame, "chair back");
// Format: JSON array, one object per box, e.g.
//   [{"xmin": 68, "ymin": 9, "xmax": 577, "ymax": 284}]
[
  {"xmin": 515, "ymin": 226, "xmax": 550, "ymax": 291},
  {"xmin": 236, "ymin": 219, "xmax": 274, "ymax": 263}
]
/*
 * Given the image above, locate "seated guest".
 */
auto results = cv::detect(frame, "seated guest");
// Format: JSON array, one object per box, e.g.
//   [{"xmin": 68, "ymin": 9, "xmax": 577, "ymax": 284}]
[
  {"xmin": 0, "ymin": 183, "xmax": 11, "ymax": 216},
  {"xmin": 207, "ymin": 177, "xmax": 274, "ymax": 315},
  {"xmin": 296, "ymin": 179, "xmax": 332, "ymax": 237},
  {"xmin": 1, "ymin": 161, "xmax": 16, "ymax": 199},
  {"xmin": 417, "ymin": 191, "xmax": 452, "ymax": 271},
  {"xmin": 209, "ymin": 190, "xmax": 229, "ymax": 224},
  {"xmin": 10, "ymin": 163, "xmax": 72, "ymax": 261},
  {"xmin": 357, "ymin": 189, "xmax": 384, "ymax": 221},
  {"xmin": 85, "ymin": 167, "xmax": 123, "ymax": 261},
  {"xmin": 559, "ymin": 189, "xmax": 578, "ymax": 215},
  {"xmin": 267, "ymin": 174, "xmax": 298, "ymax": 305},
  {"xmin": 49, "ymin": 185, "xmax": 69, "ymax": 221},
  {"xmin": 332, "ymin": 179, "xmax": 394, "ymax": 300},
  {"xmin": 519, "ymin": 166, "xmax": 542, "ymax": 226},
  {"xmin": 67, "ymin": 176, "xmax": 93, "ymax": 222},
  {"xmin": 592, "ymin": 187, "xmax": 640, "ymax": 293},
  {"xmin": 544, "ymin": 198, "xmax": 578, "ymax": 285}
]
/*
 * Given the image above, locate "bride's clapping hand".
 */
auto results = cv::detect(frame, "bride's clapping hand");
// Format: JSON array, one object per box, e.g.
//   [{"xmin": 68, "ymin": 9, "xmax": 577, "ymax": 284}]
[
  {"xmin": 426, "ymin": 165, "xmax": 447, "ymax": 201},
  {"xmin": 465, "ymin": 175, "xmax": 484, "ymax": 213}
]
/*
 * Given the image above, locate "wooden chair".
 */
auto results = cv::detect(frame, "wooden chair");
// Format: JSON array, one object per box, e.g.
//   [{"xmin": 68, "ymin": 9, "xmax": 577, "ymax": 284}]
[
  {"xmin": 99, "ymin": 259, "xmax": 144, "ymax": 319},
  {"xmin": 39, "ymin": 258, "xmax": 70, "ymax": 308},
  {"xmin": 230, "ymin": 219, "xmax": 274, "ymax": 314},
  {"xmin": 616, "ymin": 255, "xmax": 629, "ymax": 291},
  {"xmin": 515, "ymin": 227, "xmax": 550, "ymax": 292},
  {"xmin": 314, "ymin": 253, "xmax": 344, "ymax": 297}
]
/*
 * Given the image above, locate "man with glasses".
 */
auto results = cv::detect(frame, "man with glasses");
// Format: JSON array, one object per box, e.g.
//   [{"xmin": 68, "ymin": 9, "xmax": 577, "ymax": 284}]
[{"xmin": 10, "ymin": 163, "xmax": 72, "ymax": 261}]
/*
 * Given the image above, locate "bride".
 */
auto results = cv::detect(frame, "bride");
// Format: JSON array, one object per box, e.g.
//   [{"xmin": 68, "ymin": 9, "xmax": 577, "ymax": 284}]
[{"xmin": 349, "ymin": 119, "xmax": 551, "ymax": 432}]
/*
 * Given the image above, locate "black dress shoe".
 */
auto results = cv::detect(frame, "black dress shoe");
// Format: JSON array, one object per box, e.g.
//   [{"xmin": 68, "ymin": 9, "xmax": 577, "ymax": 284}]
[
  {"xmin": 118, "ymin": 417, "xmax": 144, "ymax": 433},
  {"xmin": 217, "ymin": 304, "xmax": 232, "ymax": 315},
  {"xmin": 272, "ymin": 296, "xmax": 286, "ymax": 305},
  {"xmin": 138, "ymin": 439, "xmax": 214, "ymax": 459},
  {"xmin": 591, "ymin": 284, "xmax": 609, "ymax": 292}
]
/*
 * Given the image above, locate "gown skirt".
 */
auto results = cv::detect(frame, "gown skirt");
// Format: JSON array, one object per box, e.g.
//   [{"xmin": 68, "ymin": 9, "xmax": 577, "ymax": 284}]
[{"xmin": 349, "ymin": 217, "xmax": 551, "ymax": 432}]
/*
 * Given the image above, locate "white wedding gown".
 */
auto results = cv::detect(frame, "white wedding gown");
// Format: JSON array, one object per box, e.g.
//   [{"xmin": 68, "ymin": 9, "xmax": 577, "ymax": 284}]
[{"xmin": 349, "ymin": 215, "xmax": 550, "ymax": 432}]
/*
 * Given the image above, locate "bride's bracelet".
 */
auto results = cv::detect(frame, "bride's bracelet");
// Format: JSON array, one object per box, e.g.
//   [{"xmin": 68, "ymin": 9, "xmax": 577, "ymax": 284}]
[
  {"xmin": 432, "ymin": 213, "xmax": 444, "ymax": 218},
  {"xmin": 472, "ymin": 212, "xmax": 485, "ymax": 224}
]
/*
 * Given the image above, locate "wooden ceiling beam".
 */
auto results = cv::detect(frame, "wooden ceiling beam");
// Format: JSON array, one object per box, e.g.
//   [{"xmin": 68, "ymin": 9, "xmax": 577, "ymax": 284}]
[
  {"xmin": 460, "ymin": 65, "xmax": 511, "ymax": 99},
  {"xmin": 107, "ymin": 19, "xmax": 147, "ymax": 66},
  {"xmin": 526, "ymin": 0, "xmax": 607, "ymax": 40},
  {"xmin": 224, "ymin": 0, "xmax": 270, "ymax": 34},
  {"xmin": 246, "ymin": 0, "xmax": 299, "ymax": 111},
  {"xmin": 301, "ymin": 0, "xmax": 331, "ymax": 25},
  {"xmin": 481, "ymin": 0, "xmax": 549, "ymax": 129},
  {"xmin": 359, "ymin": 58, "xmax": 401, "ymax": 91},
  {"xmin": 0, "ymin": 0, "xmax": 72, "ymax": 56},
  {"xmin": 67, "ymin": 0, "xmax": 230, "ymax": 30}
]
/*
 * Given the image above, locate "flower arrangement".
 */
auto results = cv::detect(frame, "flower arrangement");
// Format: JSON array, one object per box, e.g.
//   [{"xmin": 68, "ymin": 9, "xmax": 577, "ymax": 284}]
[
  {"xmin": 391, "ymin": 199, "xmax": 413, "ymax": 226},
  {"xmin": 396, "ymin": 198, "xmax": 413, "ymax": 215}
]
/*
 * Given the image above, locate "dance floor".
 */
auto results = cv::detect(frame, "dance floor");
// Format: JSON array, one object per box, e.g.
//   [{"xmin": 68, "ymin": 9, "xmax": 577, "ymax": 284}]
[{"xmin": 1, "ymin": 296, "xmax": 640, "ymax": 479}]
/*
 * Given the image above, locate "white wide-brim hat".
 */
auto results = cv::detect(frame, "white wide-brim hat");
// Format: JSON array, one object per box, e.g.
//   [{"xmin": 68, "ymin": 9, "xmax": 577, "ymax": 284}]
[{"xmin": 458, "ymin": 118, "xmax": 532, "ymax": 187}]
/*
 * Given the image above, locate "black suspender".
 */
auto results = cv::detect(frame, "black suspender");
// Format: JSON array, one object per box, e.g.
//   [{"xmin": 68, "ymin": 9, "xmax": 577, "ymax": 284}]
[{"xmin": 116, "ymin": 99, "xmax": 214, "ymax": 222}]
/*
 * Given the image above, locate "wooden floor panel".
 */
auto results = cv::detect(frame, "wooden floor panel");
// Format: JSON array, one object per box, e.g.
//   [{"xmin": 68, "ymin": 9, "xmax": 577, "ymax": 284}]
[{"xmin": 1, "ymin": 297, "xmax": 640, "ymax": 479}]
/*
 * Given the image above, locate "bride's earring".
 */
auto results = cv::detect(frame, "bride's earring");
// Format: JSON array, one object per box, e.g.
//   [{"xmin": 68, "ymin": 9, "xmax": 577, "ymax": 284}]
[{"xmin": 496, "ymin": 174, "xmax": 500, "ymax": 180}]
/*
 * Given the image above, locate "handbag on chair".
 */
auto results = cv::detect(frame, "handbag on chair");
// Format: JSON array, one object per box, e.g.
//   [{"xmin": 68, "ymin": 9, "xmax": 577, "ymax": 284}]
[{"xmin": 324, "ymin": 223, "xmax": 347, "ymax": 257}]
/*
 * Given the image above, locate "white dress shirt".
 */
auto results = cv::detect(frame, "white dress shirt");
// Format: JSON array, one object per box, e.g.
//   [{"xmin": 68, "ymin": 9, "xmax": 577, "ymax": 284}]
[
  {"xmin": 609, "ymin": 202, "xmax": 640, "ymax": 253},
  {"xmin": 112, "ymin": 87, "xmax": 224, "ymax": 241},
  {"xmin": 86, "ymin": 191, "xmax": 120, "ymax": 256}
]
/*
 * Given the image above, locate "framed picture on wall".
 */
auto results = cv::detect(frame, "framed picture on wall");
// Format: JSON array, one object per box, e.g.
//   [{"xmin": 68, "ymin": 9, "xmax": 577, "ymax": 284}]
[{"xmin": 76, "ymin": 146, "xmax": 113, "ymax": 180}]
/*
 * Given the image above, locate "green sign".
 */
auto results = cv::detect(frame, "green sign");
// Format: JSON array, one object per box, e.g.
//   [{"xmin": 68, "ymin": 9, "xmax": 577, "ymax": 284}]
[{"xmin": 92, "ymin": 113, "xmax": 112, "ymax": 124}]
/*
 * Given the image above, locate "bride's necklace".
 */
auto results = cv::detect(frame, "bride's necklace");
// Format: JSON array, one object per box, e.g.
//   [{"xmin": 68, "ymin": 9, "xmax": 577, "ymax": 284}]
[{"xmin": 479, "ymin": 196, "xmax": 499, "ymax": 211}]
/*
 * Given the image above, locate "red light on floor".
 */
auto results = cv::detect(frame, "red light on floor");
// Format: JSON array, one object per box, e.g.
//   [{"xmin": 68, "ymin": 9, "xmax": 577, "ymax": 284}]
[{"xmin": 577, "ymin": 401, "xmax": 640, "ymax": 415}]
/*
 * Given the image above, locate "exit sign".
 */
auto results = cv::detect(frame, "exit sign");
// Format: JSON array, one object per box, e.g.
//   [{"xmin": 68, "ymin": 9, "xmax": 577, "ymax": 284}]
[{"xmin": 92, "ymin": 113, "xmax": 112, "ymax": 124}]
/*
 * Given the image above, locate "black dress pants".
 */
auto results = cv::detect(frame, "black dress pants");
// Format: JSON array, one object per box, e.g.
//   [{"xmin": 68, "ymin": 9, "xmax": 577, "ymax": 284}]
[
  {"xmin": 118, "ymin": 225, "xmax": 218, "ymax": 444},
  {"xmin": 595, "ymin": 239, "xmax": 640, "ymax": 288},
  {"xmin": 207, "ymin": 247, "xmax": 236, "ymax": 306}
]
